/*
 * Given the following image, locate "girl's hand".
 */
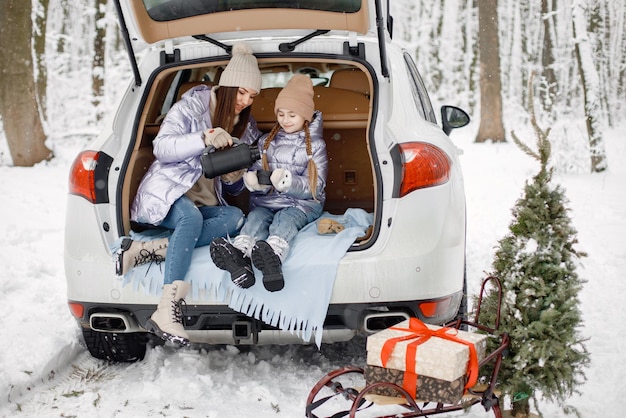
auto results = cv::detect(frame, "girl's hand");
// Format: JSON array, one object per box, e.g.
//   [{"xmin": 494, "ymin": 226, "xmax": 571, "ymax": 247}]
[
  {"xmin": 270, "ymin": 169, "xmax": 292, "ymax": 192},
  {"xmin": 243, "ymin": 171, "xmax": 271, "ymax": 192}
]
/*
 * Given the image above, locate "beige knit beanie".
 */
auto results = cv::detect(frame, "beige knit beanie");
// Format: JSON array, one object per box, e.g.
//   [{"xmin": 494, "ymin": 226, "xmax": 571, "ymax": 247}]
[
  {"xmin": 219, "ymin": 42, "xmax": 262, "ymax": 94},
  {"xmin": 275, "ymin": 74, "xmax": 315, "ymax": 122}
]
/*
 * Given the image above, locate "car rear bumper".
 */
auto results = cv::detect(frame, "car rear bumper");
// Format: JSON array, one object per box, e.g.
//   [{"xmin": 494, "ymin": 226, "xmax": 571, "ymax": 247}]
[{"xmin": 68, "ymin": 288, "xmax": 462, "ymax": 346}]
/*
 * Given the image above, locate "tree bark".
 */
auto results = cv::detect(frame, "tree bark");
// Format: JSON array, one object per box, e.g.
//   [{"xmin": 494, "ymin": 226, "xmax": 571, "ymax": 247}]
[
  {"xmin": 475, "ymin": 0, "xmax": 506, "ymax": 143},
  {"xmin": 572, "ymin": 0, "xmax": 607, "ymax": 172},
  {"xmin": 540, "ymin": 0, "xmax": 558, "ymax": 113},
  {"xmin": 33, "ymin": 0, "xmax": 49, "ymax": 120},
  {"xmin": 0, "ymin": 0, "xmax": 52, "ymax": 166},
  {"xmin": 92, "ymin": 0, "xmax": 107, "ymax": 121}
]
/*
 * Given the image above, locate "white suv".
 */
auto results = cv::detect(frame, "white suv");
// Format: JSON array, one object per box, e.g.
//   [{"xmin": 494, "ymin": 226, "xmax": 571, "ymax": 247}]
[{"xmin": 65, "ymin": 0, "xmax": 470, "ymax": 362}]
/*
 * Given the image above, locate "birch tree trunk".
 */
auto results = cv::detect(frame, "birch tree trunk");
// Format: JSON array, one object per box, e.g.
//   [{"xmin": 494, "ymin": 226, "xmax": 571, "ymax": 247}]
[
  {"xmin": 0, "ymin": 0, "xmax": 52, "ymax": 166},
  {"xmin": 572, "ymin": 0, "xmax": 607, "ymax": 172}
]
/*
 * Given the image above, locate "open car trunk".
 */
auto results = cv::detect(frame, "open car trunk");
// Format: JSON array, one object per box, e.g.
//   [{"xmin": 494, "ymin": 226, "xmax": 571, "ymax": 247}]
[{"xmin": 121, "ymin": 57, "xmax": 377, "ymax": 245}]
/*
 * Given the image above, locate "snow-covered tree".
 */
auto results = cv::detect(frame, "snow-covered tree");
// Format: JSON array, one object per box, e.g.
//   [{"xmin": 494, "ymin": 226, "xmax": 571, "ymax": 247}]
[
  {"xmin": 478, "ymin": 75, "xmax": 590, "ymax": 417},
  {"xmin": 572, "ymin": 0, "xmax": 608, "ymax": 172}
]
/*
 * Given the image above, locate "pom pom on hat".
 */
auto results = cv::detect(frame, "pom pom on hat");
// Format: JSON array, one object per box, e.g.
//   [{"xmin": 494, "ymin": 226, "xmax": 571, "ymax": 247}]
[
  {"xmin": 219, "ymin": 42, "xmax": 262, "ymax": 94},
  {"xmin": 275, "ymin": 74, "xmax": 315, "ymax": 122}
]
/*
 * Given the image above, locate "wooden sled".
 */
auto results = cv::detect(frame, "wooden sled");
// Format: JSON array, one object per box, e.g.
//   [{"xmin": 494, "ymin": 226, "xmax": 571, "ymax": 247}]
[{"xmin": 305, "ymin": 276, "xmax": 510, "ymax": 418}]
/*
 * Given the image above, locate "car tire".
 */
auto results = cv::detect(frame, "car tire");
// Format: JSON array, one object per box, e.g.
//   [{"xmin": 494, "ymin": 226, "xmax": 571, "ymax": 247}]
[
  {"xmin": 455, "ymin": 266, "xmax": 469, "ymax": 331},
  {"xmin": 82, "ymin": 328, "xmax": 148, "ymax": 363}
]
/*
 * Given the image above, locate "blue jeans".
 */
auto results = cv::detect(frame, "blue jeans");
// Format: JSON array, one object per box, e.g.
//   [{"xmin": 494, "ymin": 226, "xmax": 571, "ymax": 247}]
[
  {"xmin": 240, "ymin": 206, "xmax": 310, "ymax": 243},
  {"xmin": 160, "ymin": 195, "xmax": 244, "ymax": 284}
]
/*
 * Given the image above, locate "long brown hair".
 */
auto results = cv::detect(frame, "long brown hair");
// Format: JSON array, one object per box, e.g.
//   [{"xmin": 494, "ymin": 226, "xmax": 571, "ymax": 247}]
[
  {"xmin": 262, "ymin": 120, "xmax": 319, "ymax": 201},
  {"xmin": 213, "ymin": 86, "xmax": 252, "ymax": 138}
]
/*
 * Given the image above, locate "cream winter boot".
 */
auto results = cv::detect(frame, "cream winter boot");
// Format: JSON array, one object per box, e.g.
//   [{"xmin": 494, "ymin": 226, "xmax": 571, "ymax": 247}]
[
  {"xmin": 114, "ymin": 237, "xmax": 168, "ymax": 276},
  {"xmin": 145, "ymin": 280, "xmax": 190, "ymax": 346}
]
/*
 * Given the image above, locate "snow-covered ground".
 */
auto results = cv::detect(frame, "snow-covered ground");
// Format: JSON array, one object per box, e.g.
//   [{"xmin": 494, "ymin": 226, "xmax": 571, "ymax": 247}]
[{"xmin": 0, "ymin": 120, "xmax": 623, "ymax": 417}]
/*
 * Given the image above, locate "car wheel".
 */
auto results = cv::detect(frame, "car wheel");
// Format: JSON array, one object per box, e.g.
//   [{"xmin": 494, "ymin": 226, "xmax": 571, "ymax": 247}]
[{"xmin": 82, "ymin": 328, "xmax": 147, "ymax": 363}]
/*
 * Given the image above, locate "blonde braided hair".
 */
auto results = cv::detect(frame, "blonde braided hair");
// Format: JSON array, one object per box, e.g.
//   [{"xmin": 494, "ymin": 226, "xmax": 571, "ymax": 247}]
[{"xmin": 262, "ymin": 120, "xmax": 319, "ymax": 201}]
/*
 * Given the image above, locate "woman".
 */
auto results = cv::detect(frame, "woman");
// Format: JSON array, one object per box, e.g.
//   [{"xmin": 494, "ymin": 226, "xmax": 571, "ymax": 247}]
[{"xmin": 116, "ymin": 42, "xmax": 263, "ymax": 346}]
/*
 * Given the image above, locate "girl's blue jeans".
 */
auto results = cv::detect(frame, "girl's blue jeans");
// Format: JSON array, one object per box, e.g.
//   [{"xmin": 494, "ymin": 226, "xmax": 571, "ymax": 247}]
[
  {"xmin": 160, "ymin": 195, "xmax": 244, "ymax": 284},
  {"xmin": 240, "ymin": 206, "xmax": 310, "ymax": 243}
]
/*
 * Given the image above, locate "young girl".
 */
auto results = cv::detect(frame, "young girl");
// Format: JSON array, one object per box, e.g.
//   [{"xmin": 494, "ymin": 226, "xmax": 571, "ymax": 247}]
[
  {"xmin": 210, "ymin": 74, "xmax": 328, "ymax": 292},
  {"xmin": 116, "ymin": 42, "xmax": 263, "ymax": 346}
]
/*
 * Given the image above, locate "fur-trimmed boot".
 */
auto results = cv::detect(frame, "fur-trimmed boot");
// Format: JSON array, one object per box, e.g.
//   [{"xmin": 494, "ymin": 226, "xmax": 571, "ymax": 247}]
[
  {"xmin": 114, "ymin": 237, "xmax": 168, "ymax": 276},
  {"xmin": 210, "ymin": 236, "xmax": 255, "ymax": 288},
  {"xmin": 251, "ymin": 235, "xmax": 289, "ymax": 292},
  {"xmin": 233, "ymin": 234, "xmax": 256, "ymax": 257},
  {"xmin": 145, "ymin": 280, "xmax": 190, "ymax": 346}
]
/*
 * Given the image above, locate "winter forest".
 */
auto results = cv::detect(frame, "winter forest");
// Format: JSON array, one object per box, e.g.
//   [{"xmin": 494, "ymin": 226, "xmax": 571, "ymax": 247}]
[{"xmin": 0, "ymin": 0, "xmax": 625, "ymax": 173}]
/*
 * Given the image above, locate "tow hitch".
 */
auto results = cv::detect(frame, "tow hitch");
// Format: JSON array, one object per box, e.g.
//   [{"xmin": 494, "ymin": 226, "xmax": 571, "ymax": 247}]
[{"xmin": 232, "ymin": 319, "xmax": 260, "ymax": 344}]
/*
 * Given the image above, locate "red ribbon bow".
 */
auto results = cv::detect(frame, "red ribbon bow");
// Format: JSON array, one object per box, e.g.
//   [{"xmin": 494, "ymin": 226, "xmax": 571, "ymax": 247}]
[{"xmin": 380, "ymin": 318, "xmax": 479, "ymax": 397}]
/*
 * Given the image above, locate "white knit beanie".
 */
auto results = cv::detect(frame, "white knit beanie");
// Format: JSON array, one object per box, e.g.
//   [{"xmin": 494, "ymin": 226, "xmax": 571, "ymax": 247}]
[{"xmin": 218, "ymin": 42, "xmax": 262, "ymax": 94}]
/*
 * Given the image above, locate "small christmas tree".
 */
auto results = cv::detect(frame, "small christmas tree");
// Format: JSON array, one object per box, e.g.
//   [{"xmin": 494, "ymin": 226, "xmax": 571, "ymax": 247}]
[{"xmin": 478, "ymin": 74, "xmax": 590, "ymax": 417}]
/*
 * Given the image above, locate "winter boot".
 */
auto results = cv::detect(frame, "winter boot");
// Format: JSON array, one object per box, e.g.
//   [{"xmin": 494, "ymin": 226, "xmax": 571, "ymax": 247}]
[
  {"xmin": 145, "ymin": 280, "xmax": 191, "ymax": 346},
  {"xmin": 233, "ymin": 234, "xmax": 256, "ymax": 258},
  {"xmin": 210, "ymin": 237, "xmax": 255, "ymax": 288},
  {"xmin": 114, "ymin": 237, "xmax": 168, "ymax": 276},
  {"xmin": 251, "ymin": 235, "xmax": 289, "ymax": 292}
]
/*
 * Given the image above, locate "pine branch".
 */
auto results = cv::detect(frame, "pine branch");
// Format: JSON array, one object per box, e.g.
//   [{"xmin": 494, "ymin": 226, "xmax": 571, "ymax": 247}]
[
  {"xmin": 511, "ymin": 130, "xmax": 539, "ymax": 160},
  {"xmin": 510, "ymin": 72, "xmax": 552, "ymax": 168}
]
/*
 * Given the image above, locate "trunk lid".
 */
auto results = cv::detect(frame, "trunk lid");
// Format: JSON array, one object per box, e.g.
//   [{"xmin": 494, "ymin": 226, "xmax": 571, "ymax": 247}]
[
  {"xmin": 114, "ymin": 0, "xmax": 391, "ymax": 86},
  {"xmin": 117, "ymin": 0, "xmax": 371, "ymax": 46}
]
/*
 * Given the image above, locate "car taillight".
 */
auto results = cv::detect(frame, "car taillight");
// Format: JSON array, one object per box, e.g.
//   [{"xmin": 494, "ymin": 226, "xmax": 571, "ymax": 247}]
[
  {"xmin": 394, "ymin": 142, "xmax": 451, "ymax": 197},
  {"xmin": 68, "ymin": 150, "xmax": 112, "ymax": 204}
]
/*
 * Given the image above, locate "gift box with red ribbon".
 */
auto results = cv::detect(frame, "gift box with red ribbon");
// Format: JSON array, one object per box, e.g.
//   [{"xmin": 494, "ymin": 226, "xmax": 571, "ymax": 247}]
[
  {"xmin": 366, "ymin": 318, "xmax": 487, "ymax": 398},
  {"xmin": 364, "ymin": 365, "xmax": 466, "ymax": 404}
]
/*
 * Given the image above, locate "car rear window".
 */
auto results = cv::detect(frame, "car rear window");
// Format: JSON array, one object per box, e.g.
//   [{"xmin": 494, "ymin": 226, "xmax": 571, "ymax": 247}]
[{"xmin": 143, "ymin": 0, "xmax": 362, "ymax": 22}]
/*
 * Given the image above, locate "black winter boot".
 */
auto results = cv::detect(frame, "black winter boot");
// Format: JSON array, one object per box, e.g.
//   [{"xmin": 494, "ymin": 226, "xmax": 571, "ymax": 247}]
[
  {"xmin": 210, "ymin": 237, "xmax": 255, "ymax": 288},
  {"xmin": 251, "ymin": 240, "xmax": 285, "ymax": 292}
]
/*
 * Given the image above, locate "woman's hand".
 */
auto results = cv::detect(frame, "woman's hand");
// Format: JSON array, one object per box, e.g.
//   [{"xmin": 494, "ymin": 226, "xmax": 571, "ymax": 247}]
[{"xmin": 203, "ymin": 127, "xmax": 232, "ymax": 149}]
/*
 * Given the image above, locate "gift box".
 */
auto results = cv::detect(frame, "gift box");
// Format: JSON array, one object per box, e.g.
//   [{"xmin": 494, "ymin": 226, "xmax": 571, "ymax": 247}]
[
  {"xmin": 364, "ymin": 365, "xmax": 466, "ymax": 404},
  {"xmin": 366, "ymin": 318, "xmax": 487, "ymax": 385}
]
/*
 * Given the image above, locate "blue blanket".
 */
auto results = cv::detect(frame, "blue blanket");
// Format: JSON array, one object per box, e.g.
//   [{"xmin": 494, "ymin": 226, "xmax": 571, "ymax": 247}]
[{"xmin": 113, "ymin": 209, "xmax": 373, "ymax": 347}]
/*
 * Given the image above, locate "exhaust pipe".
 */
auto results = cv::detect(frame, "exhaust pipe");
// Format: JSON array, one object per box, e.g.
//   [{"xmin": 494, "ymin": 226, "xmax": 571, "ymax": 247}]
[
  {"xmin": 363, "ymin": 311, "xmax": 410, "ymax": 333},
  {"xmin": 90, "ymin": 312, "xmax": 142, "ymax": 333}
]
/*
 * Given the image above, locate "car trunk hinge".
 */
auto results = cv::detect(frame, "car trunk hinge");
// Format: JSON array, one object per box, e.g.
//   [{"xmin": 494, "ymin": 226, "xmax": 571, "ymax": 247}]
[
  {"xmin": 113, "ymin": 0, "xmax": 141, "ymax": 87},
  {"xmin": 374, "ymin": 0, "xmax": 389, "ymax": 78}
]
